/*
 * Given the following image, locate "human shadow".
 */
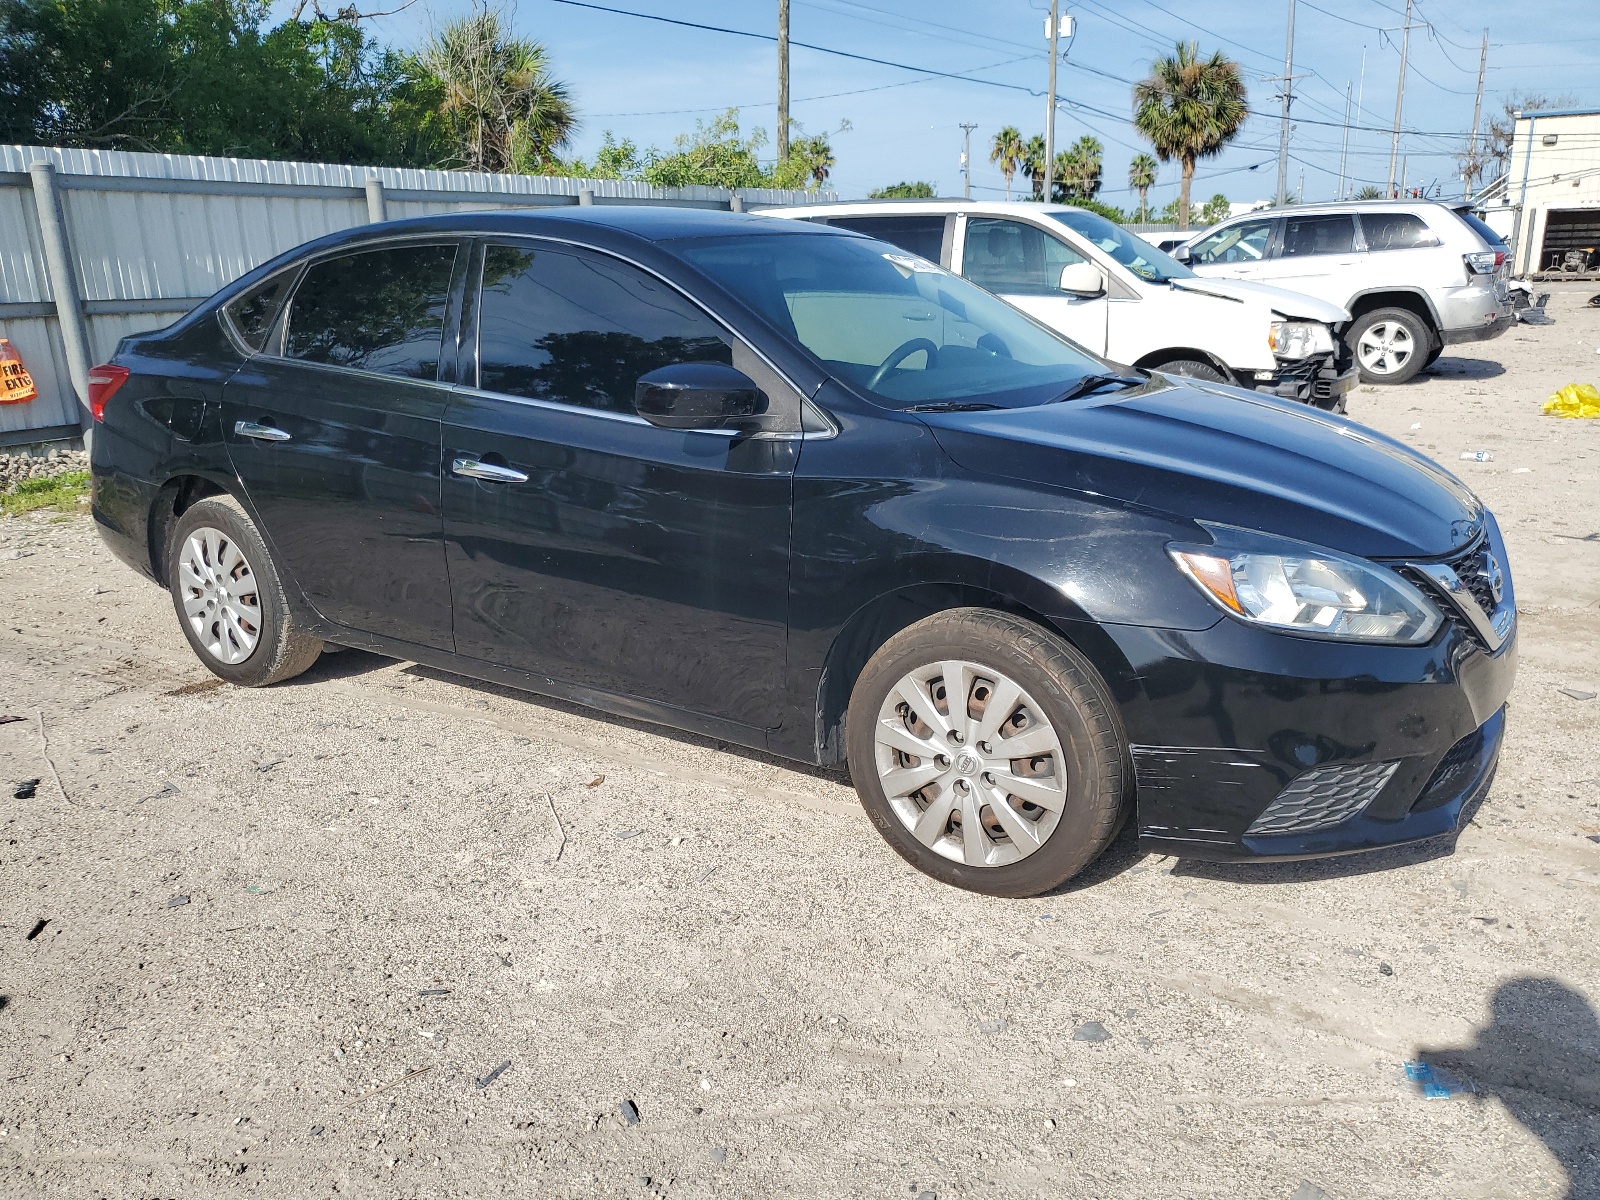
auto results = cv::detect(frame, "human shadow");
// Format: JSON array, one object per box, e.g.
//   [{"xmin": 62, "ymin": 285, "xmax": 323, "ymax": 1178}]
[{"xmin": 1414, "ymin": 977, "xmax": 1600, "ymax": 1198}]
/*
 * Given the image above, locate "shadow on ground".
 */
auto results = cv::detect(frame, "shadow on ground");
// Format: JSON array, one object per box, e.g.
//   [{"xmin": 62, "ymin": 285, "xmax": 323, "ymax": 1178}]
[
  {"xmin": 1425, "ymin": 356, "xmax": 1507, "ymax": 381},
  {"xmin": 1416, "ymin": 977, "xmax": 1600, "ymax": 1198}
]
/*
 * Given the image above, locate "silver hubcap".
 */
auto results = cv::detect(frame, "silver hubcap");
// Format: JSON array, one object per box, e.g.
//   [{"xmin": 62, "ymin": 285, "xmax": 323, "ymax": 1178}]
[
  {"xmin": 874, "ymin": 660, "xmax": 1069, "ymax": 868},
  {"xmin": 1357, "ymin": 320, "xmax": 1415, "ymax": 376},
  {"xmin": 179, "ymin": 527, "xmax": 262, "ymax": 665}
]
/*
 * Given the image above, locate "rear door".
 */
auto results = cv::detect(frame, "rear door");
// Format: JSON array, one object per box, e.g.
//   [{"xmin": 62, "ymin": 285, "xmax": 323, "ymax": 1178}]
[
  {"xmin": 956, "ymin": 215, "xmax": 1109, "ymax": 354},
  {"xmin": 440, "ymin": 240, "xmax": 797, "ymax": 732},
  {"xmin": 220, "ymin": 241, "xmax": 461, "ymax": 651},
  {"xmin": 1248, "ymin": 212, "xmax": 1360, "ymax": 293}
]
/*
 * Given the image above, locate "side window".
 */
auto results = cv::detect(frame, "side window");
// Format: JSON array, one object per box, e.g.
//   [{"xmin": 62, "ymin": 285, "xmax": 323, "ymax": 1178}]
[
  {"xmin": 283, "ymin": 244, "xmax": 458, "ymax": 380},
  {"xmin": 476, "ymin": 244, "xmax": 733, "ymax": 414},
  {"xmin": 1281, "ymin": 214, "xmax": 1357, "ymax": 257},
  {"xmin": 828, "ymin": 216, "xmax": 946, "ymax": 264},
  {"xmin": 223, "ymin": 273, "xmax": 292, "ymax": 352},
  {"xmin": 962, "ymin": 217, "xmax": 1086, "ymax": 293},
  {"xmin": 1187, "ymin": 218, "xmax": 1274, "ymax": 264},
  {"xmin": 1360, "ymin": 212, "xmax": 1439, "ymax": 252}
]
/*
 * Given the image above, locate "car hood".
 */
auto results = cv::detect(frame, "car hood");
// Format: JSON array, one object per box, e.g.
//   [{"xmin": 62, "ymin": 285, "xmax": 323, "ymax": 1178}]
[
  {"xmin": 1171, "ymin": 276, "xmax": 1350, "ymax": 324},
  {"xmin": 919, "ymin": 378, "xmax": 1483, "ymax": 559}
]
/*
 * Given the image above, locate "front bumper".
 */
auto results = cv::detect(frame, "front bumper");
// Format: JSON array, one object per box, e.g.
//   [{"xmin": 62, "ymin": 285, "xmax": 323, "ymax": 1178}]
[
  {"xmin": 1252, "ymin": 352, "xmax": 1359, "ymax": 410},
  {"xmin": 1104, "ymin": 525, "xmax": 1518, "ymax": 864}
]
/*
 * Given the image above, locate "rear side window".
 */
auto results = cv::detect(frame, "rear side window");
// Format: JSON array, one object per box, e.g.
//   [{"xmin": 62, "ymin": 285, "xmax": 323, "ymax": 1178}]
[
  {"xmin": 1281, "ymin": 214, "xmax": 1356, "ymax": 257},
  {"xmin": 475, "ymin": 243, "xmax": 732, "ymax": 414},
  {"xmin": 283, "ymin": 244, "xmax": 458, "ymax": 380},
  {"xmin": 223, "ymin": 274, "xmax": 292, "ymax": 352},
  {"xmin": 827, "ymin": 215, "xmax": 946, "ymax": 263},
  {"xmin": 1454, "ymin": 208, "xmax": 1507, "ymax": 249},
  {"xmin": 962, "ymin": 217, "xmax": 1086, "ymax": 294},
  {"xmin": 1361, "ymin": 212, "xmax": 1438, "ymax": 251}
]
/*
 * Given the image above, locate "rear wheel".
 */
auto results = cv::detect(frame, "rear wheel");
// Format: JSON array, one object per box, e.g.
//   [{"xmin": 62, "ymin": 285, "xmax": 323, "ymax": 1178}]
[
  {"xmin": 1349, "ymin": 307, "xmax": 1432, "ymax": 384},
  {"xmin": 1151, "ymin": 357, "xmax": 1230, "ymax": 384},
  {"xmin": 167, "ymin": 495, "xmax": 323, "ymax": 687},
  {"xmin": 845, "ymin": 609, "xmax": 1130, "ymax": 897}
]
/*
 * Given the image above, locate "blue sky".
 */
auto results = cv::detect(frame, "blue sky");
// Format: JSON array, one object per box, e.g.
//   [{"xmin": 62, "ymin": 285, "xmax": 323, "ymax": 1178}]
[{"xmin": 316, "ymin": 0, "xmax": 1600, "ymax": 204}]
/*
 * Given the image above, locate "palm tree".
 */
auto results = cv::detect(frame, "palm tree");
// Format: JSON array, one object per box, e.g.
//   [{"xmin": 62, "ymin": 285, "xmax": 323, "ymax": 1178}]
[
  {"xmin": 1022, "ymin": 133, "xmax": 1048, "ymax": 200},
  {"xmin": 1128, "ymin": 153, "xmax": 1158, "ymax": 222},
  {"xmin": 1053, "ymin": 135, "xmax": 1103, "ymax": 202},
  {"xmin": 989, "ymin": 125, "xmax": 1024, "ymax": 200},
  {"xmin": 1132, "ymin": 41, "xmax": 1247, "ymax": 231},
  {"xmin": 420, "ymin": 6, "xmax": 576, "ymax": 173},
  {"xmin": 1355, "ymin": 184, "xmax": 1383, "ymax": 200}
]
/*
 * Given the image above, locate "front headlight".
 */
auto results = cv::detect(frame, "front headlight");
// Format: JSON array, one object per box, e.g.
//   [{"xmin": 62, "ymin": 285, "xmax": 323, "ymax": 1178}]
[
  {"xmin": 1170, "ymin": 526, "xmax": 1441, "ymax": 643},
  {"xmin": 1268, "ymin": 320, "xmax": 1335, "ymax": 360}
]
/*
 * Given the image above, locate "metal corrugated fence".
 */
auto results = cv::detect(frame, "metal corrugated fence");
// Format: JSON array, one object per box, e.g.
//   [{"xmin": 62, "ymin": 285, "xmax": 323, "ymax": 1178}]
[{"xmin": 0, "ymin": 145, "xmax": 831, "ymax": 446}]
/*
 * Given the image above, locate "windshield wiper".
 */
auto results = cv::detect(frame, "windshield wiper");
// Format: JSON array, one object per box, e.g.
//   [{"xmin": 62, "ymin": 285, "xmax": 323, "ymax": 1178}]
[
  {"xmin": 904, "ymin": 401, "xmax": 1003, "ymax": 413},
  {"xmin": 1045, "ymin": 372, "xmax": 1146, "ymax": 404}
]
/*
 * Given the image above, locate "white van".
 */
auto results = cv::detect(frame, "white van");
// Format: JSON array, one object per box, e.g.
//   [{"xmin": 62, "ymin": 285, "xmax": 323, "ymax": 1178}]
[{"xmin": 757, "ymin": 200, "xmax": 1355, "ymax": 409}]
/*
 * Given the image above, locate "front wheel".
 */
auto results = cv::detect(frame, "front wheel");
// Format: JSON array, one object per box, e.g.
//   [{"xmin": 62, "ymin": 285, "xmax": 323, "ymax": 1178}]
[
  {"xmin": 167, "ymin": 495, "xmax": 323, "ymax": 687},
  {"xmin": 845, "ymin": 609, "xmax": 1130, "ymax": 897}
]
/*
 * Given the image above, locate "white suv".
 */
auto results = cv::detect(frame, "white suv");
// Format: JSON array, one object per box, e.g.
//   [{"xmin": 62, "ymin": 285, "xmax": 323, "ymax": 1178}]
[
  {"xmin": 756, "ymin": 200, "xmax": 1356, "ymax": 409},
  {"xmin": 1177, "ymin": 200, "xmax": 1512, "ymax": 385}
]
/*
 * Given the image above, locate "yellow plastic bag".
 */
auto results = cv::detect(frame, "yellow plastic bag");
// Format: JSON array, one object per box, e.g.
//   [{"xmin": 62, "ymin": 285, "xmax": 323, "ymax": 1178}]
[{"xmin": 1543, "ymin": 383, "xmax": 1600, "ymax": 418}]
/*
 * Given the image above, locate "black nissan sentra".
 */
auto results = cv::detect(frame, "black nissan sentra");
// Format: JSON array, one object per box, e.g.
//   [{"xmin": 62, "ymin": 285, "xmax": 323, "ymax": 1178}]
[{"xmin": 89, "ymin": 208, "xmax": 1516, "ymax": 896}]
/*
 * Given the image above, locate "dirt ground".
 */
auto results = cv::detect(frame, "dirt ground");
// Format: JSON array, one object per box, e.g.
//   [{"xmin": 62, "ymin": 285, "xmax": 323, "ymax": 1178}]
[{"xmin": 2, "ymin": 286, "xmax": 1598, "ymax": 1200}]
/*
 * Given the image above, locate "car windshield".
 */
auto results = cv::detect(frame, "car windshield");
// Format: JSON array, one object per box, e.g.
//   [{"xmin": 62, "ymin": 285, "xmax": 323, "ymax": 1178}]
[
  {"xmin": 678, "ymin": 231, "xmax": 1108, "ymax": 410},
  {"xmin": 1048, "ymin": 210, "xmax": 1194, "ymax": 283}
]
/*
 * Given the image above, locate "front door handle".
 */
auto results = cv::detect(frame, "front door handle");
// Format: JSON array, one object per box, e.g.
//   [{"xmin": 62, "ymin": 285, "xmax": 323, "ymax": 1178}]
[
  {"xmin": 234, "ymin": 420, "xmax": 291, "ymax": 442},
  {"xmin": 452, "ymin": 456, "xmax": 528, "ymax": 484}
]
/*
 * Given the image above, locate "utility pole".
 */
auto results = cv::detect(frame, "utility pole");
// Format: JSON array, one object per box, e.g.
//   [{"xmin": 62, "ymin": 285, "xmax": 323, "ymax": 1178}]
[
  {"xmin": 1465, "ymin": 32, "xmax": 1488, "ymax": 199},
  {"xmin": 777, "ymin": 0, "xmax": 790, "ymax": 161},
  {"xmin": 1275, "ymin": 0, "xmax": 1297, "ymax": 206},
  {"xmin": 1043, "ymin": 0, "xmax": 1061, "ymax": 203},
  {"xmin": 1352, "ymin": 48, "xmax": 1366, "ymax": 199},
  {"xmin": 1338, "ymin": 81, "xmax": 1352, "ymax": 199},
  {"xmin": 1385, "ymin": 0, "xmax": 1415, "ymax": 197},
  {"xmin": 959, "ymin": 122, "xmax": 979, "ymax": 199}
]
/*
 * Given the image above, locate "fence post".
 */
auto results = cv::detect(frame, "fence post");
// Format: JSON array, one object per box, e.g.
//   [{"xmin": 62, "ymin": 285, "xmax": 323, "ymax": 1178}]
[
  {"xmin": 28, "ymin": 161, "xmax": 92, "ymax": 433},
  {"xmin": 729, "ymin": 193, "xmax": 744, "ymax": 213},
  {"xmin": 578, "ymin": 188, "xmax": 595, "ymax": 206},
  {"xmin": 365, "ymin": 175, "xmax": 388, "ymax": 223}
]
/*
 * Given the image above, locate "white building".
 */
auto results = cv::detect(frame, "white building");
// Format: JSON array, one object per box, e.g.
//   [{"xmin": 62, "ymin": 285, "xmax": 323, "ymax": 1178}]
[{"xmin": 1480, "ymin": 106, "xmax": 1600, "ymax": 278}]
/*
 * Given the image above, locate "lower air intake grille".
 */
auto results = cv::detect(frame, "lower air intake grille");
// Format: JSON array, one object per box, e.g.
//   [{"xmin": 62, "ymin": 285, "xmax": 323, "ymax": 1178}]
[{"xmin": 1246, "ymin": 761, "xmax": 1401, "ymax": 837}]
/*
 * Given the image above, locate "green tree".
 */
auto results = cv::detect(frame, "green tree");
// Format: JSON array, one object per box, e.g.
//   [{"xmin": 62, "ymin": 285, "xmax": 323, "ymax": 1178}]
[
  {"xmin": 1052, "ymin": 135, "xmax": 1103, "ymax": 202},
  {"xmin": 989, "ymin": 125, "xmax": 1024, "ymax": 200},
  {"xmin": 1354, "ymin": 184, "xmax": 1383, "ymax": 200},
  {"xmin": 1128, "ymin": 152, "xmax": 1158, "ymax": 222},
  {"xmin": 868, "ymin": 181, "xmax": 936, "ymax": 199},
  {"xmin": 1021, "ymin": 133, "xmax": 1048, "ymax": 200},
  {"xmin": 1200, "ymin": 192, "xmax": 1231, "ymax": 225},
  {"xmin": 419, "ymin": 5, "xmax": 574, "ymax": 173},
  {"xmin": 1133, "ymin": 41, "xmax": 1248, "ymax": 231},
  {"xmin": 640, "ymin": 109, "xmax": 769, "ymax": 189}
]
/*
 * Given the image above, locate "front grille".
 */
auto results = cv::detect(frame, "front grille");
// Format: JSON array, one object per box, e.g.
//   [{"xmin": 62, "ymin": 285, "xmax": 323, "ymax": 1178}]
[
  {"xmin": 1245, "ymin": 760, "xmax": 1400, "ymax": 837},
  {"xmin": 1451, "ymin": 543, "xmax": 1497, "ymax": 617}
]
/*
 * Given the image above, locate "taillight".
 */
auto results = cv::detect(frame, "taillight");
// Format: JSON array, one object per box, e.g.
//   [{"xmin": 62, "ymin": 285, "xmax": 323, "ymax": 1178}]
[
  {"xmin": 1463, "ymin": 250, "xmax": 1504, "ymax": 275},
  {"xmin": 87, "ymin": 364, "xmax": 130, "ymax": 422}
]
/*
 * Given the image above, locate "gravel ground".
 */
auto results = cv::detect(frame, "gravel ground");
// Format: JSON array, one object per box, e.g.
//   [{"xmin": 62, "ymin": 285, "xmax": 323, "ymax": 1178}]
[
  {"xmin": 1, "ymin": 287, "xmax": 1597, "ymax": 1200},
  {"xmin": 0, "ymin": 448, "xmax": 88, "ymax": 493}
]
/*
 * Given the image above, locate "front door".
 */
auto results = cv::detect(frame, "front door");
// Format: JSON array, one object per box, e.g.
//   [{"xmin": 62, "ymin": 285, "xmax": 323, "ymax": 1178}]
[
  {"xmin": 221, "ymin": 241, "xmax": 460, "ymax": 651},
  {"xmin": 440, "ymin": 240, "xmax": 795, "ymax": 732},
  {"xmin": 1185, "ymin": 216, "xmax": 1279, "ymax": 282},
  {"xmin": 957, "ymin": 215, "xmax": 1109, "ymax": 355}
]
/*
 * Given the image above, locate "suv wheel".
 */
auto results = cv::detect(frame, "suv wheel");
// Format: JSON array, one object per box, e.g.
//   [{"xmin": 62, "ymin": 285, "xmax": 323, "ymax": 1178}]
[
  {"xmin": 845, "ymin": 609, "xmax": 1130, "ymax": 897},
  {"xmin": 167, "ymin": 495, "xmax": 324, "ymax": 687},
  {"xmin": 1349, "ymin": 307, "xmax": 1432, "ymax": 384},
  {"xmin": 1151, "ymin": 357, "xmax": 1230, "ymax": 384}
]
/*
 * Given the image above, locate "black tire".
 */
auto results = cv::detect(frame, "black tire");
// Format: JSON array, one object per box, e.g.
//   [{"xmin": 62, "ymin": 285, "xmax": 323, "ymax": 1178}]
[
  {"xmin": 167, "ymin": 495, "xmax": 323, "ymax": 687},
  {"xmin": 845, "ymin": 608, "xmax": 1131, "ymax": 897},
  {"xmin": 1422, "ymin": 342, "xmax": 1443, "ymax": 370},
  {"xmin": 1151, "ymin": 357, "xmax": 1231, "ymax": 384},
  {"xmin": 1347, "ymin": 307, "xmax": 1433, "ymax": 385}
]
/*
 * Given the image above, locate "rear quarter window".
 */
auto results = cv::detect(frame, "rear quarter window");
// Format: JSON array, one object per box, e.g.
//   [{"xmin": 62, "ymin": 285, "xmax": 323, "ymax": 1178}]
[
  {"xmin": 223, "ymin": 273, "xmax": 293, "ymax": 352},
  {"xmin": 825, "ymin": 215, "xmax": 947, "ymax": 264}
]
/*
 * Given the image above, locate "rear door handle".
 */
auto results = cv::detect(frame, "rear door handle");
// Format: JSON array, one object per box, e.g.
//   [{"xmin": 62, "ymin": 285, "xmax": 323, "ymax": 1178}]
[
  {"xmin": 234, "ymin": 420, "xmax": 291, "ymax": 442},
  {"xmin": 452, "ymin": 456, "xmax": 528, "ymax": 484}
]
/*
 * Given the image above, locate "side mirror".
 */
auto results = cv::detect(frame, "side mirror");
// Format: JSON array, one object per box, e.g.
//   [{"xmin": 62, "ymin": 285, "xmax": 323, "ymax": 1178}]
[
  {"xmin": 1173, "ymin": 244, "xmax": 1194, "ymax": 264},
  {"xmin": 634, "ymin": 362, "xmax": 762, "ymax": 431},
  {"xmin": 1058, "ymin": 261, "xmax": 1107, "ymax": 297}
]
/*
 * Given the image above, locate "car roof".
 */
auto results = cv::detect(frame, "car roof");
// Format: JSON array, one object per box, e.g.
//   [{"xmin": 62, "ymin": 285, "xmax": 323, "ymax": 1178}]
[
  {"xmin": 1216, "ymin": 198, "xmax": 1459, "ymax": 219},
  {"xmin": 356, "ymin": 204, "xmax": 837, "ymax": 242},
  {"xmin": 753, "ymin": 199, "xmax": 1102, "ymax": 219}
]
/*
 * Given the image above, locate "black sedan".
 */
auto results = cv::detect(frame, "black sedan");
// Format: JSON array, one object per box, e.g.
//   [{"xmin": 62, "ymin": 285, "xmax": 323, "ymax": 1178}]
[{"xmin": 88, "ymin": 207, "xmax": 1516, "ymax": 896}]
